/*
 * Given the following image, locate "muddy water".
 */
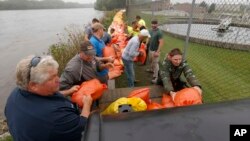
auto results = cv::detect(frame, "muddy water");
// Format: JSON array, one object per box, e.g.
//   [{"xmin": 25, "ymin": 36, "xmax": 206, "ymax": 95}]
[{"xmin": 0, "ymin": 8, "xmax": 103, "ymax": 118}]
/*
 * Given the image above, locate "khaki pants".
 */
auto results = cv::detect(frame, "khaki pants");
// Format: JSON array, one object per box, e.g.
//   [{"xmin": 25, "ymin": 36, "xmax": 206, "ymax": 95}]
[{"xmin": 148, "ymin": 51, "xmax": 160, "ymax": 79}]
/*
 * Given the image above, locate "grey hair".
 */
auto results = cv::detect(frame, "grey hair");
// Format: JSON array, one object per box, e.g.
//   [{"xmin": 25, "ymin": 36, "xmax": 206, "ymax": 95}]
[{"xmin": 16, "ymin": 55, "xmax": 59, "ymax": 90}]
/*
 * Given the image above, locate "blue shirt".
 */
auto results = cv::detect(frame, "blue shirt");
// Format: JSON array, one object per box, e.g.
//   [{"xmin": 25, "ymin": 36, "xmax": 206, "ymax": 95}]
[
  {"xmin": 90, "ymin": 35, "xmax": 108, "ymax": 77},
  {"xmin": 90, "ymin": 35, "xmax": 105, "ymax": 57},
  {"xmin": 5, "ymin": 88, "xmax": 87, "ymax": 141}
]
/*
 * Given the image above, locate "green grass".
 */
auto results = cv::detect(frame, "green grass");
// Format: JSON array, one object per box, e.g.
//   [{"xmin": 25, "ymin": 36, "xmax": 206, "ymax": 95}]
[
  {"xmin": 0, "ymin": 136, "xmax": 12, "ymax": 141},
  {"xmin": 164, "ymin": 35, "xmax": 250, "ymax": 103},
  {"xmin": 127, "ymin": 9, "xmax": 168, "ymax": 26},
  {"xmin": 116, "ymin": 35, "xmax": 250, "ymax": 103},
  {"xmin": 124, "ymin": 10, "xmax": 250, "ymax": 103}
]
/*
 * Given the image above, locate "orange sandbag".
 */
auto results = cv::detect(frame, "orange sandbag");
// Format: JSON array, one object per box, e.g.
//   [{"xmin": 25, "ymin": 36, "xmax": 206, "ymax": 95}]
[
  {"xmin": 71, "ymin": 79, "xmax": 107, "ymax": 107},
  {"xmin": 147, "ymin": 102, "xmax": 163, "ymax": 110},
  {"xmin": 138, "ymin": 49, "xmax": 146, "ymax": 64},
  {"xmin": 134, "ymin": 43, "xmax": 147, "ymax": 64},
  {"xmin": 103, "ymin": 45, "xmax": 116, "ymax": 58},
  {"xmin": 174, "ymin": 88, "xmax": 202, "ymax": 107},
  {"xmin": 111, "ymin": 36, "xmax": 118, "ymax": 44},
  {"xmin": 162, "ymin": 94, "xmax": 175, "ymax": 108},
  {"xmin": 137, "ymin": 43, "xmax": 147, "ymax": 64},
  {"xmin": 127, "ymin": 88, "xmax": 150, "ymax": 104}
]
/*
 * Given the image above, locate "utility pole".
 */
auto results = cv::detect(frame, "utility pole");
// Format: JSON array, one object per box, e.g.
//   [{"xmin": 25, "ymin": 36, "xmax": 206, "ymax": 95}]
[
  {"xmin": 152, "ymin": 0, "xmax": 155, "ymax": 19},
  {"xmin": 183, "ymin": 0, "xmax": 196, "ymax": 60}
]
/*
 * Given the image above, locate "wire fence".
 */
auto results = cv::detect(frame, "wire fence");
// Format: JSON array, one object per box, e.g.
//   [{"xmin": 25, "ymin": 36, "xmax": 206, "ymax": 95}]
[{"xmin": 126, "ymin": 0, "xmax": 250, "ymax": 103}]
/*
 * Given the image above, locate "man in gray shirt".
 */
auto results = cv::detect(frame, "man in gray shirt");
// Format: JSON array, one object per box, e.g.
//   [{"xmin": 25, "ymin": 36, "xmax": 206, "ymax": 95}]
[
  {"xmin": 122, "ymin": 29, "xmax": 151, "ymax": 87},
  {"xmin": 60, "ymin": 41, "xmax": 113, "ymax": 91}
]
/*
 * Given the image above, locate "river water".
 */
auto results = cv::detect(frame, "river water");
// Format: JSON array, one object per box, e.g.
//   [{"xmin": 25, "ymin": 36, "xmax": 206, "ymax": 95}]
[{"xmin": 0, "ymin": 8, "xmax": 103, "ymax": 118}]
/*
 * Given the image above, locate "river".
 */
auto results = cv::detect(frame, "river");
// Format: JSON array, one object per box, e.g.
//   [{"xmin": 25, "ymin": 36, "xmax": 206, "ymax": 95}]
[{"xmin": 0, "ymin": 8, "xmax": 103, "ymax": 118}]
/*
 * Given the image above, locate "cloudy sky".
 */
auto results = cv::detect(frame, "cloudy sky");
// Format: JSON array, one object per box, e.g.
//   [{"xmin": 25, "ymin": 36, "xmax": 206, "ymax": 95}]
[{"xmin": 63, "ymin": 0, "xmax": 96, "ymax": 4}]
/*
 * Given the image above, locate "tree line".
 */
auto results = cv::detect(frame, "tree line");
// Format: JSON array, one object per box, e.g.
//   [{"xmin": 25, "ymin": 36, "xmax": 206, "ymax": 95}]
[
  {"xmin": 94, "ymin": 0, "xmax": 127, "ymax": 11},
  {"xmin": 0, "ymin": 0, "xmax": 94, "ymax": 10}
]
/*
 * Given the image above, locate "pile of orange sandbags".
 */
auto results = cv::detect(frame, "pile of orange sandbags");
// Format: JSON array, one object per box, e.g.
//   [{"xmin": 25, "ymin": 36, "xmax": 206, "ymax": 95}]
[
  {"xmin": 104, "ymin": 10, "xmax": 128, "ymax": 80},
  {"xmin": 127, "ymin": 87, "xmax": 203, "ymax": 111}
]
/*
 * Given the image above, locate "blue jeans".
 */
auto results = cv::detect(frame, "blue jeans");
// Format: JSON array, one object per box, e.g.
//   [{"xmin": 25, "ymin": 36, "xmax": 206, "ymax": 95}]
[{"xmin": 122, "ymin": 58, "xmax": 135, "ymax": 87}]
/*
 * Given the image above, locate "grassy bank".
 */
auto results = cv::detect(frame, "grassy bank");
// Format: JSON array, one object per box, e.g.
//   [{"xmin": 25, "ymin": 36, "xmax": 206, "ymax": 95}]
[
  {"xmin": 116, "ymin": 35, "xmax": 250, "ymax": 103},
  {"xmin": 0, "ymin": 136, "xmax": 12, "ymax": 141},
  {"xmin": 49, "ymin": 9, "xmax": 250, "ymax": 104},
  {"xmin": 162, "ymin": 35, "xmax": 250, "ymax": 103},
  {"xmin": 125, "ymin": 11, "xmax": 250, "ymax": 103}
]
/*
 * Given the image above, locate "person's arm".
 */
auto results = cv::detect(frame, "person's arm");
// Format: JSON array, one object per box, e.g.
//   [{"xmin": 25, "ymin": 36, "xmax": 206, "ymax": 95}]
[
  {"xmin": 60, "ymin": 85, "xmax": 80, "ymax": 97},
  {"xmin": 161, "ymin": 61, "xmax": 176, "ymax": 101},
  {"xmin": 169, "ymin": 91, "xmax": 177, "ymax": 101},
  {"xmin": 182, "ymin": 60, "xmax": 201, "ymax": 88},
  {"xmin": 98, "ymin": 62, "xmax": 114, "ymax": 70},
  {"xmin": 84, "ymin": 27, "xmax": 91, "ymax": 41},
  {"xmin": 156, "ymin": 38, "xmax": 164, "ymax": 53},
  {"xmin": 154, "ymin": 31, "xmax": 164, "ymax": 57},
  {"xmin": 95, "ymin": 60, "xmax": 110, "ymax": 82},
  {"xmin": 182, "ymin": 60, "xmax": 202, "ymax": 95},
  {"xmin": 50, "ymin": 94, "xmax": 92, "ymax": 140},
  {"xmin": 84, "ymin": 34, "xmax": 89, "ymax": 41},
  {"xmin": 95, "ymin": 56, "xmax": 114, "ymax": 63},
  {"xmin": 60, "ymin": 70, "xmax": 79, "ymax": 91},
  {"xmin": 160, "ymin": 60, "xmax": 175, "ymax": 93},
  {"xmin": 80, "ymin": 95, "xmax": 93, "ymax": 117}
]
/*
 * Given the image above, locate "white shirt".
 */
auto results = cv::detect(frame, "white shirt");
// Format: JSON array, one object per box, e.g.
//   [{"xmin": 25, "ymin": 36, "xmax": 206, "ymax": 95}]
[{"xmin": 122, "ymin": 36, "xmax": 140, "ymax": 61}]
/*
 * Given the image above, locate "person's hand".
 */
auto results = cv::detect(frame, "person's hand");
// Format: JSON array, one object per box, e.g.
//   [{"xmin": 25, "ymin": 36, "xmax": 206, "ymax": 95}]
[
  {"xmin": 106, "ymin": 56, "xmax": 115, "ymax": 63},
  {"xmin": 60, "ymin": 85, "xmax": 80, "ymax": 97},
  {"xmin": 154, "ymin": 51, "xmax": 160, "ymax": 57},
  {"xmin": 113, "ymin": 44, "xmax": 121, "ymax": 52},
  {"xmin": 69, "ymin": 85, "xmax": 80, "ymax": 94},
  {"xmin": 105, "ymin": 62, "xmax": 114, "ymax": 69},
  {"xmin": 81, "ymin": 95, "xmax": 93, "ymax": 118},
  {"xmin": 82, "ymin": 95, "xmax": 93, "ymax": 108},
  {"xmin": 169, "ymin": 91, "xmax": 177, "ymax": 101},
  {"xmin": 193, "ymin": 86, "xmax": 202, "ymax": 95}
]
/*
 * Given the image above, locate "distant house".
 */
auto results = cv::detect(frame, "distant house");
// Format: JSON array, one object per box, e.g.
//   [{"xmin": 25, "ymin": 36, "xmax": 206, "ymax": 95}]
[
  {"xmin": 151, "ymin": 0, "xmax": 171, "ymax": 11},
  {"xmin": 215, "ymin": 4, "xmax": 241, "ymax": 12},
  {"xmin": 173, "ymin": 3, "xmax": 207, "ymax": 14}
]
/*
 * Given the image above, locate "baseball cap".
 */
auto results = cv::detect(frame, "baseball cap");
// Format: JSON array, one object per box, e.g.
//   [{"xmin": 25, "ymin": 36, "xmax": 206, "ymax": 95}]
[
  {"xmin": 80, "ymin": 41, "xmax": 96, "ymax": 56},
  {"xmin": 92, "ymin": 23, "xmax": 105, "ymax": 32},
  {"xmin": 140, "ymin": 29, "xmax": 151, "ymax": 38}
]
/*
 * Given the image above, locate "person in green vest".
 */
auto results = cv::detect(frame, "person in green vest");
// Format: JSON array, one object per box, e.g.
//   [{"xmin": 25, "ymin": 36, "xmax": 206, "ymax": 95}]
[
  {"xmin": 136, "ymin": 15, "xmax": 146, "ymax": 28},
  {"xmin": 127, "ymin": 21, "xmax": 140, "ymax": 39}
]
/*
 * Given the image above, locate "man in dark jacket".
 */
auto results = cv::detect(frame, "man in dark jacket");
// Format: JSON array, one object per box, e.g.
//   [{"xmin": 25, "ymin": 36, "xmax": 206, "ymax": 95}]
[
  {"xmin": 5, "ymin": 55, "xmax": 93, "ymax": 141},
  {"xmin": 158, "ymin": 48, "xmax": 202, "ymax": 100}
]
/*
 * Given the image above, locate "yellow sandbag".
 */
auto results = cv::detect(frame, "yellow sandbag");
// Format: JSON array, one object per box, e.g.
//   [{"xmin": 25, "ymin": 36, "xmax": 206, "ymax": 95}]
[{"xmin": 101, "ymin": 97, "xmax": 147, "ymax": 115}]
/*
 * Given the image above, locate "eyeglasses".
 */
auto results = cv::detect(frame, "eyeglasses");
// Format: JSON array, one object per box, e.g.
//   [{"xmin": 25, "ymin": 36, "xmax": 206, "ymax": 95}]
[{"xmin": 28, "ymin": 56, "xmax": 41, "ymax": 82}]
